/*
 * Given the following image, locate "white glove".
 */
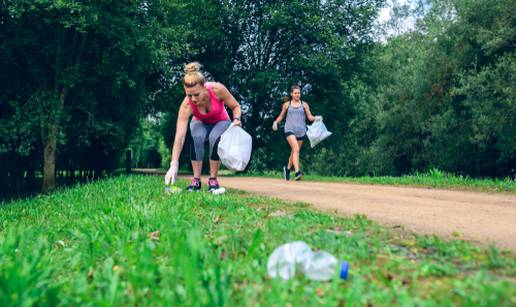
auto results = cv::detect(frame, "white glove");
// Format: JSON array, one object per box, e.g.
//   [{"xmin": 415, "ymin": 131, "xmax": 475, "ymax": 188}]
[
  {"xmin": 164, "ymin": 160, "xmax": 179, "ymax": 185},
  {"xmin": 314, "ymin": 115, "xmax": 323, "ymax": 122},
  {"xmin": 272, "ymin": 121, "xmax": 278, "ymax": 131}
]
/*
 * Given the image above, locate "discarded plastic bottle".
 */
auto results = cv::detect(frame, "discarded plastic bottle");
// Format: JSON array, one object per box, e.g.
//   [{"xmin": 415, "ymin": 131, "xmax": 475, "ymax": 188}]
[
  {"xmin": 165, "ymin": 185, "xmax": 182, "ymax": 195},
  {"xmin": 302, "ymin": 250, "xmax": 349, "ymax": 281},
  {"xmin": 267, "ymin": 241, "xmax": 349, "ymax": 281},
  {"xmin": 267, "ymin": 241, "xmax": 312, "ymax": 280}
]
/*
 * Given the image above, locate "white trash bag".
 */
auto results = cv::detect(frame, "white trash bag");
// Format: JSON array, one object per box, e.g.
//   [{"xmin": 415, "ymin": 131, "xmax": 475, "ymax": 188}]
[
  {"xmin": 217, "ymin": 125, "xmax": 252, "ymax": 171},
  {"xmin": 306, "ymin": 120, "xmax": 332, "ymax": 148}
]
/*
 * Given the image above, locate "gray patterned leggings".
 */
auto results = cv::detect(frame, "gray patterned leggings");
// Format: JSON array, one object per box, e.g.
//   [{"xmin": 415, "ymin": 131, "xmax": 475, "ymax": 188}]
[{"xmin": 189, "ymin": 120, "xmax": 231, "ymax": 161}]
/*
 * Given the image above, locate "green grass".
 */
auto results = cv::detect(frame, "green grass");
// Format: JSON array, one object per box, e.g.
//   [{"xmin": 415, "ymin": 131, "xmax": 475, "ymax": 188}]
[
  {"xmin": 1, "ymin": 176, "xmax": 515, "ymax": 306},
  {"xmin": 235, "ymin": 168, "xmax": 516, "ymax": 193}
]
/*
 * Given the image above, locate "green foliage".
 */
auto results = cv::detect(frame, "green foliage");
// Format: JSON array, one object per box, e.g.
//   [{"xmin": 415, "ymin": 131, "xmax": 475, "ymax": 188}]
[
  {"xmin": 128, "ymin": 116, "xmax": 165, "ymax": 169},
  {"xmin": 0, "ymin": 0, "xmax": 192, "ymax": 190},
  {"xmin": 161, "ymin": 0, "xmax": 386, "ymax": 171},
  {"xmin": 2, "ymin": 0, "xmax": 514, "ymax": 193},
  {"xmin": 340, "ymin": 0, "xmax": 516, "ymax": 178}
]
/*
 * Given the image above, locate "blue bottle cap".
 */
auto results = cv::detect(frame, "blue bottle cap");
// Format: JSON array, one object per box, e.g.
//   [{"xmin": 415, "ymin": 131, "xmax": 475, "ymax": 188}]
[{"xmin": 339, "ymin": 261, "xmax": 349, "ymax": 280}]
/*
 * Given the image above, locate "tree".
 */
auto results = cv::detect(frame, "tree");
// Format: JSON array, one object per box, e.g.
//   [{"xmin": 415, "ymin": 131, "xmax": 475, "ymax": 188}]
[
  {"xmin": 348, "ymin": 0, "xmax": 515, "ymax": 177},
  {"xmin": 161, "ymin": 0, "xmax": 385, "ymax": 172},
  {"xmin": 1, "ymin": 0, "xmax": 189, "ymax": 192}
]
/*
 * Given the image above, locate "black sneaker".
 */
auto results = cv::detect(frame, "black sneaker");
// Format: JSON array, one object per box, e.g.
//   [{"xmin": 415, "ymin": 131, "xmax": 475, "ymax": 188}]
[
  {"xmin": 186, "ymin": 177, "xmax": 201, "ymax": 191},
  {"xmin": 283, "ymin": 166, "xmax": 291, "ymax": 181},
  {"xmin": 207, "ymin": 177, "xmax": 220, "ymax": 192},
  {"xmin": 294, "ymin": 171, "xmax": 303, "ymax": 181}
]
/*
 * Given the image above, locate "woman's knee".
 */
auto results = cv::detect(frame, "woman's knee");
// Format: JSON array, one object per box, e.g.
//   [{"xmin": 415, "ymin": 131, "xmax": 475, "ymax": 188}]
[
  {"xmin": 208, "ymin": 134, "xmax": 220, "ymax": 147},
  {"xmin": 191, "ymin": 132, "xmax": 207, "ymax": 145},
  {"xmin": 209, "ymin": 133, "xmax": 224, "ymax": 159},
  {"xmin": 209, "ymin": 122, "xmax": 230, "ymax": 143},
  {"xmin": 190, "ymin": 122, "xmax": 207, "ymax": 141}
]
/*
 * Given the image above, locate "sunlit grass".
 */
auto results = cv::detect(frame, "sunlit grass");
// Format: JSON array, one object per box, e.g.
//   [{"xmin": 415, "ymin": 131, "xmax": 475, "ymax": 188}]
[{"xmin": 1, "ymin": 176, "xmax": 515, "ymax": 305}]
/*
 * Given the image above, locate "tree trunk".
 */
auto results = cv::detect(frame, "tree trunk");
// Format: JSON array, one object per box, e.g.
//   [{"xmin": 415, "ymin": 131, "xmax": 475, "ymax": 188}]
[
  {"xmin": 40, "ymin": 88, "xmax": 68, "ymax": 193},
  {"xmin": 41, "ymin": 130, "xmax": 57, "ymax": 193}
]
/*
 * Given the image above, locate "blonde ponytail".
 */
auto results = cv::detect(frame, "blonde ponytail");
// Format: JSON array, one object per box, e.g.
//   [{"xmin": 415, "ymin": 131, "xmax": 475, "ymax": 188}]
[{"xmin": 183, "ymin": 62, "xmax": 205, "ymax": 87}]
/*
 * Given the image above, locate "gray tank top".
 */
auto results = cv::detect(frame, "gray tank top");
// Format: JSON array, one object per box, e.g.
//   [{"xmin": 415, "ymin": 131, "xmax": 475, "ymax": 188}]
[{"xmin": 284, "ymin": 101, "xmax": 307, "ymax": 137}]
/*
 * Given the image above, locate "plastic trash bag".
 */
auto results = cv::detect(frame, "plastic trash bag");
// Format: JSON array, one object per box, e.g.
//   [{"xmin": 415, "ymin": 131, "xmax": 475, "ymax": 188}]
[
  {"xmin": 217, "ymin": 125, "xmax": 252, "ymax": 171},
  {"xmin": 306, "ymin": 120, "xmax": 332, "ymax": 148}
]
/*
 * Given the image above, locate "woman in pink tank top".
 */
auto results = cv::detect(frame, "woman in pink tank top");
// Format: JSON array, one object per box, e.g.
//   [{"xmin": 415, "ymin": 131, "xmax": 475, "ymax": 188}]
[{"xmin": 164, "ymin": 62, "xmax": 242, "ymax": 192}]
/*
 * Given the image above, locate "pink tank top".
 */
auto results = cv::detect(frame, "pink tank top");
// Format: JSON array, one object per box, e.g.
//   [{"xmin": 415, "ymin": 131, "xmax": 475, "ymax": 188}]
[{"xmin": 188, "ymin": 82, "xmax": 230, "ymax": 124}]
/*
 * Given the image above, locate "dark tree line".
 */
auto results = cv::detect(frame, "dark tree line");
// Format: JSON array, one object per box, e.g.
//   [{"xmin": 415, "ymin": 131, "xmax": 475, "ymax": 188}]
[{"xmin": 1, "ymin": 0, "xmax": 192, "ymax": 193}]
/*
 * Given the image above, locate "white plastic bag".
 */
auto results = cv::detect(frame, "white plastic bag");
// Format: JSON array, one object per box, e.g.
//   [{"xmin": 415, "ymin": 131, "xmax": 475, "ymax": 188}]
[
  {"xmin": 306, "ymin": 120, "xmax": 332, "ymax": 148},
  {"xmin": 217, "ymin": 125, "xmax": 252, "ymax": 171}
]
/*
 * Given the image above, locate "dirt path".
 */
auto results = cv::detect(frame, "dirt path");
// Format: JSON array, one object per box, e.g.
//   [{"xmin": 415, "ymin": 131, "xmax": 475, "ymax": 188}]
[{"xmin": 219, "ymin": 176, "xmax": 516, "ymax": 250}]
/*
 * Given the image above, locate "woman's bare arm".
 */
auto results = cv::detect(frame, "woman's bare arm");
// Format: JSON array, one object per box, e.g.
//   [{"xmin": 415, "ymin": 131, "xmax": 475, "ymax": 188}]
[
  {"xmin": 303, "ymin": 102, "xmax": 316, "ymax": 122},
  {"xmin": 171, "ymin": 97, "xmax": 192, "ymax": 161},
  {"xmin": 274, "ymin": 102, "xmax": 289, "ymax": 123},
  {"xmin": 213, "ymin": 82, "xmax": 241, "ymax": 125}
]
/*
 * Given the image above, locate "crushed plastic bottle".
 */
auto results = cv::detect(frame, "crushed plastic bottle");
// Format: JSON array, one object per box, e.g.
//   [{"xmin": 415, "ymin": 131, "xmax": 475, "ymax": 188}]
[
  {"xmin": 165, "ymin": 185, "xmax": 182, "ymax": 195},
  {"xmin": 267, "ymin": 241, "xmax": 312, "ymax": 280},
  {"xmin": 267, "ymin": 241, "xmax": 349, "ymax": 281},
  {"xmin": 302, "ymin": 250, "xmax": 349, "ymax": 281}
]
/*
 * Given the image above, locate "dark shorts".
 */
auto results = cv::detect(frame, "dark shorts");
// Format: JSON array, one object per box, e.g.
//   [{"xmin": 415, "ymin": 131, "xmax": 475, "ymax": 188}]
[{"xmin": 284, "ymin": 131, "xmax": 306, "ymax": 141}]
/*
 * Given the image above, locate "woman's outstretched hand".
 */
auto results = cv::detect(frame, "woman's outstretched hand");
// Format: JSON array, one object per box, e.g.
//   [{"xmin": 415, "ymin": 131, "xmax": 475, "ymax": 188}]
[
  {"xmin": 165, "ymin": 160, "xmax": 179, "ymax": 185},
  {"xmin": 272, "ymin": 121, "xmax": 278, "ymax": 131}
]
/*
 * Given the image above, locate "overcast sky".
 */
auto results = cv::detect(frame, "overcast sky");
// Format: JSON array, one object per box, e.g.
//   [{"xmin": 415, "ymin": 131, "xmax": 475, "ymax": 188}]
[
  {"xmin": 378, "ymin": 0, "xmax": 409, "ymax": 23},
  {"xmin": 376, "ymin": 0, "xmax": 417, "ymax": 40}
]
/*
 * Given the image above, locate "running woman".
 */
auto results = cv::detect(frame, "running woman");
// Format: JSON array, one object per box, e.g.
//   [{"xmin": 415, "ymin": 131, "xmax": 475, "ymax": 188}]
[
  {"xmin": 272, "ymin": 85, "xmax": 322, "ymax": 181},
  {"xmin": 165, "ymin": 62, "xmax": 242, "ymax": 191}
]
